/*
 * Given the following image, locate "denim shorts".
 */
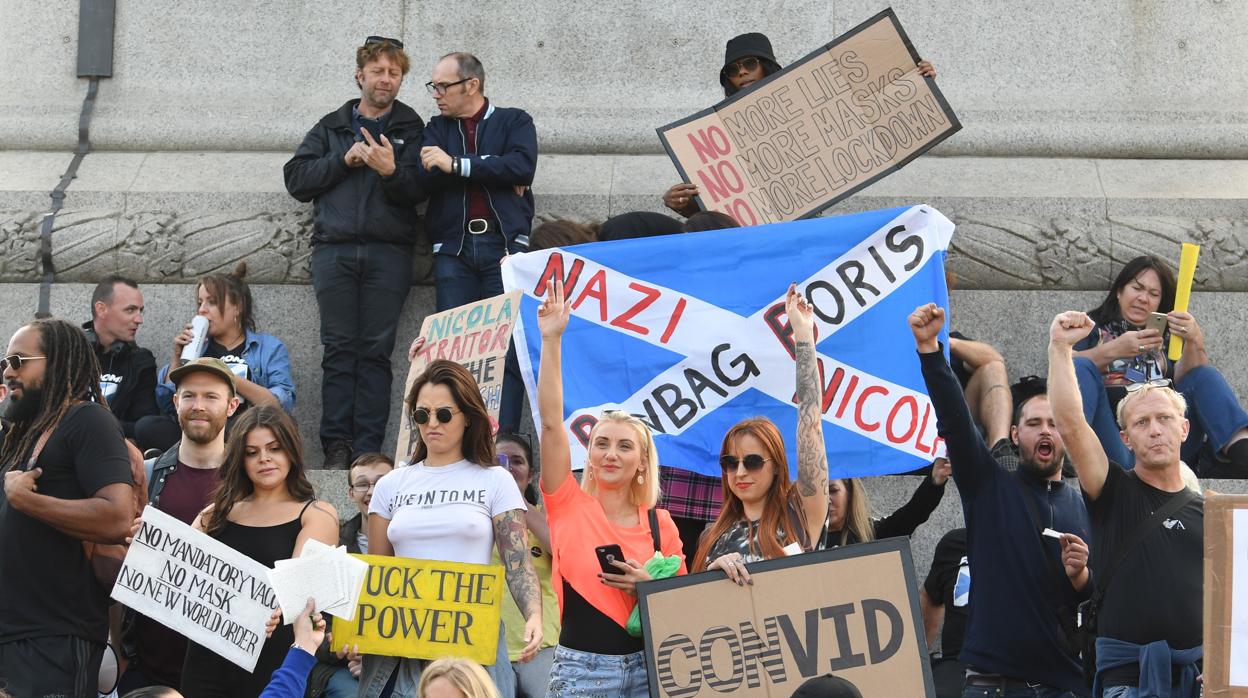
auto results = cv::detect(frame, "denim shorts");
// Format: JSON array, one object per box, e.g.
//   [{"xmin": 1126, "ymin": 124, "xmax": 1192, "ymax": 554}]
[{"xmin": 547, "ymin": 645, "xmax": 649, "ymax": 698}]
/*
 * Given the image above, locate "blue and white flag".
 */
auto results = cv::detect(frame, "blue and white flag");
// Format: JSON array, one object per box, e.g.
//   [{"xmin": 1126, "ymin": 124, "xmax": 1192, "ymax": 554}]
[{"xmin": 501, "ymin": 204, "xmax": 953, "ymax": 479}]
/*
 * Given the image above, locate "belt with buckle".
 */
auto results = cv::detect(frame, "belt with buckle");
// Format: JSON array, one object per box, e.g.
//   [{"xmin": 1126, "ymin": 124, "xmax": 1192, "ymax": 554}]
[
  {"xmin": 964, "ymin": 674, "xmax": 1035, "ymax": 688},
  {"xmin": 467, "ymin": 218, "xmax": 492, "ymax": 235}
]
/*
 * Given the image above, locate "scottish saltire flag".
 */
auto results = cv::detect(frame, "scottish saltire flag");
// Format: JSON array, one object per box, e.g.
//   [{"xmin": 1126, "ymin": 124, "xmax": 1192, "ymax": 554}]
[{"xmin": 501, "ymin": 204, "xmax": 954, "ymax": 479}]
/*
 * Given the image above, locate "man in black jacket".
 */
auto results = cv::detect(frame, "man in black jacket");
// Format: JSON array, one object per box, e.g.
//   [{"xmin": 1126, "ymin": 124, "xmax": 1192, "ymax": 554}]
[
  {"xmin": 910, "ymin": 303, "xmax": 1092, "ymax": 697},
  {"xmin": 418, "ymin": 51, "xmax": 537, "ymax": 432},
  {"xmin": 83, "ymin": 275, "xmax": 158, "ymax": 442},
  {"xmin": 284, "ymin": 36, "xmax": 427, "ymax": 468}
]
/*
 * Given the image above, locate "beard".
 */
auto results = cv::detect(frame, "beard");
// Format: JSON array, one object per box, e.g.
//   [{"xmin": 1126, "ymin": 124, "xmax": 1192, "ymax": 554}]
[
  {"xmin": 4, "ymin": 384, "xmax": 43, "ymax": 425},
  {"xmin": 179, "ymin": 410, "xmax": 227, "ymax": 445},
  {"xmin": 1019, "ymin": 444, "xmax": 1065, "ymax": 479}
]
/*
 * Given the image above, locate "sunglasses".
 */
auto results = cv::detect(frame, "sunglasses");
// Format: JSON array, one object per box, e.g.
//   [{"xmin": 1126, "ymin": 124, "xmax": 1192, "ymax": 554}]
[
  {"xmin": 724, "ymin": 56, "xmax": 761, "ymax": 76},
  {"xmin": 411, "ymin": 406, "xmax": 460, "ymax": 425},
  {"xmin": 365, "ymin": 35, "xmax": 404, "ymax": 49},
  {"xmin": 0, "ymin": 354, "xmax": 45, "ymax": 372},
  {"xmin": 1125, "ymin": 378, "xmax": 1172, "ymax": 393},
  {"xmin": 719, "ymin": 454, "xmax": 772, "ymax": 472}
]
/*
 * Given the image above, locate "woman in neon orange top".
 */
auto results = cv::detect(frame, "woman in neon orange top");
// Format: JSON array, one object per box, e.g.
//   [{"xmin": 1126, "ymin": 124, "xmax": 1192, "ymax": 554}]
[{"xmin": 535, "ymin": 279, "xmax": 687, "ymax": 698}]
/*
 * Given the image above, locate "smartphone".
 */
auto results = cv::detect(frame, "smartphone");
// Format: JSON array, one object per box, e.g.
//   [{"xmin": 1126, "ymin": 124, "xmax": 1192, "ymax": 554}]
[
  {"xmin": 595, "ymin": 544, "xmax": 625, "ymax": 574},
  {"xmin": 1145, "ymin": 312, "xmax": 1168, "ymax": 334}
]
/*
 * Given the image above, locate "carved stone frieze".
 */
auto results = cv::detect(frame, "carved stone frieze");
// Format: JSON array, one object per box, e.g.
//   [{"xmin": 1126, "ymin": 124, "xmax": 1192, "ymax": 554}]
[
  {"xmin": 0, "ymin": 206, "xmax": 1243, "ymax": 290},
  {"xmin": 0, "ymin": 207, "xmax": 434, "ymax": 285}
]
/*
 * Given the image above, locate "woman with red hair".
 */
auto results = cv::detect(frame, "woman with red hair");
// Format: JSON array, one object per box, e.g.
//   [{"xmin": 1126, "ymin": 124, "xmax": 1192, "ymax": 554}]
[{"xmin": 692, "ymin": 284, "xmax": 828, "ymax": 581}]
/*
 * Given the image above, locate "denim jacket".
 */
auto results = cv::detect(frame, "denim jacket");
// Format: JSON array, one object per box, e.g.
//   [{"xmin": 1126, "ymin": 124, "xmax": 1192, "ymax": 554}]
[{"xmin": 156, "ymin": 330, "xmax": 296, "ymax": 414}]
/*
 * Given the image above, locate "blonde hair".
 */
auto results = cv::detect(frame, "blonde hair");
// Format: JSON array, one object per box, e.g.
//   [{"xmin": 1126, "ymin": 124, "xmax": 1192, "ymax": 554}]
[
  {"xmin": 828, "ymin": 478, "xmax": 875, "ymax": 546},
  {"xmin": 582, "ymin": 411, "xmax": 661, "ymax": 508},
  {"xmin": 1178, "ymin": 461, "xmax": 1202, "ymax": 493},
  {"xmin": 418, "ymin": 657, "xmax": 500, "ymax": 698},
  {"xmin": 1116, "ymin": 385, "xmax": 1188, "ymax": 429}
]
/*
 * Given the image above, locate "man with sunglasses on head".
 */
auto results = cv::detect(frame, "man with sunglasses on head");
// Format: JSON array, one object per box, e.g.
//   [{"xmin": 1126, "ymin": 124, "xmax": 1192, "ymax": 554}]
[
  {"xmin": 1049, "ymin": 311, "xmax": 1204, "ymax": 698},
  {"xmin": 116, "ymin": 358, "xmax": 240, "ymax": 694},
  {"xmin": 910, "ymin": 304, "xmax": 1092, "ymax": 698},
  {"xmin": 284, "ymin": 36, "xmax": 427, "ymax": 470},
  {"xmin": 417, "ymin": 51, "xmax": 537, "ymax": 434},
  {"xmin": 0, "ymin": 319, "xmax": 134, "ymax": 698}
]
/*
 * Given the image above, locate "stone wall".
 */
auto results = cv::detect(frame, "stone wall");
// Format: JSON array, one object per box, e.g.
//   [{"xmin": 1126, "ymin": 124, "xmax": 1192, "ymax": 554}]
[{"xmin": 3, "ymin": 1, "xmax": 1247, "ymax": 156}]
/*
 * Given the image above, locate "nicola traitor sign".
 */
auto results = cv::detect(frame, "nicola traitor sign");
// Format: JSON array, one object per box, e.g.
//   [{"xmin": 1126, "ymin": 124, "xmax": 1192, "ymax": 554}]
[
  {"xmin": 502, "ymin": 204, "xmax": 953, "ymax": 479},
  {"xmin": 659, "ymin": 8, "xmax": 960, "ymax": 225}
]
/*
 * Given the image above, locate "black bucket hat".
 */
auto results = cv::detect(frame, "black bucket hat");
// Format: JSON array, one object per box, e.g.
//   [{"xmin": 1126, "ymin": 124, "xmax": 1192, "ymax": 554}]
[{"xmin": 719, "ymin": 32, "xmax": 782, "ymax": 92}]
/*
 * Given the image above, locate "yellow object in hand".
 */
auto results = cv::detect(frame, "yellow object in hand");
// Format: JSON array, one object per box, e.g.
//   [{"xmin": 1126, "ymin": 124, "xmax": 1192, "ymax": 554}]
[{"xmin": 1169, "ymin": 243, "xmax": 1200, "ymax": 361}]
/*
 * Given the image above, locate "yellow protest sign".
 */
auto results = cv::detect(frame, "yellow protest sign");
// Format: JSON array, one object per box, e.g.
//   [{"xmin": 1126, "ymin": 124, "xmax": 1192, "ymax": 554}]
[
  {"xmin": 1168, "ymin": 243, "xmax": 1200, "ymax": 361},
  {"xmin": 331, "ymin": 556, "xmax": 505, "ymax": 664}
]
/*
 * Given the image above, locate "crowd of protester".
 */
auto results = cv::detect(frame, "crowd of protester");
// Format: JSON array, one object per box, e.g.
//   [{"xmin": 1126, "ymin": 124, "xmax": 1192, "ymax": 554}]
[{"xmin": 0, "ymin": 29, "xmax": 1242, "ymax": 698}]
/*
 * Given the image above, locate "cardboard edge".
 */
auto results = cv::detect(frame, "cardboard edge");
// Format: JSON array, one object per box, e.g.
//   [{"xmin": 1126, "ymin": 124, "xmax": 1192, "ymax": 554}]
[
  {"xmin": 638, "ymin": 537, "xmax": 925, "ymax": 697},
  {"xmin": 1204, "ymin": 494, "xmax": 1248, "ymax": 695}
]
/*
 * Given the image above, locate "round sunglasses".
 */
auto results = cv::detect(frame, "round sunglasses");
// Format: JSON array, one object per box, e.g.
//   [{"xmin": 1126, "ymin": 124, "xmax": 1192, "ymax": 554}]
[{"xmin": 411, "ymin": 406, "xmax": 460, "ymax": 425}]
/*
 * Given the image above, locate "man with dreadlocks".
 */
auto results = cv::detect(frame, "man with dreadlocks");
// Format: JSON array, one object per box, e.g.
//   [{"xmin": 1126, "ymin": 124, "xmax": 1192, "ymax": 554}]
[{"xmin": 0, "ymin": 318, "xmax": 135, "ymax": 698}]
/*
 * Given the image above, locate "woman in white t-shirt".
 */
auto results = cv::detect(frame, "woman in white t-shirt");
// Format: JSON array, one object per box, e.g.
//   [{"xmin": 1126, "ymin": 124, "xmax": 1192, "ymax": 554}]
[{"xmin": 357, "ymin": 360, "xmax": 543, "ymax": 698}]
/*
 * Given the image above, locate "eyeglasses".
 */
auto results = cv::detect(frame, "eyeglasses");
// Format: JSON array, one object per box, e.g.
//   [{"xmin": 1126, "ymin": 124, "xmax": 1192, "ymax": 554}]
[
  {"xmin": 0, "ymin": 354, "xmax": 45, "ymax": 372},
  {"xmin": 724, "ymin": 56, "xmax": 761, "ymax": 76},
  {"xmin": 1125, "ymin": 379, "xmax": 1172, "ymax": 393},
  {"xmin": 350, "ymin": 481, "xmax": 380, "ymax": 495},
  {"xmin": 719, "ymin": 454, "xmax": 772, "ymax": 472},
  {"xmin": 412, "ymin": 406, "xmax": 460, "ymax": 425},
  {"xmin": 425, "ymin": 78, "xmax": 470, "ymax": 96},
  {"xmin": 365, "ymin": 35, "xmax": 404, "ymax": 49}
]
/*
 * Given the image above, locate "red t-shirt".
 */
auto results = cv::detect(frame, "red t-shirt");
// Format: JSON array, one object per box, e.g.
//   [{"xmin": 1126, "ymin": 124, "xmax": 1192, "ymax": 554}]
[
  {"xmin": 462, "ymin": 100, "xmax": 492, "ymax": 222},
  {"xmin": 542, "ymin": 475, "xmax": 686, "ymax": 628},
  {"xmin": 133, "ymin": 464, "xmax": 221, "ymax": 686}
]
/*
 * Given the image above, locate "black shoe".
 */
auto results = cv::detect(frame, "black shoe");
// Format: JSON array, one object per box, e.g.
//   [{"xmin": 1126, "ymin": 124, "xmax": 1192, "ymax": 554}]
[{"xmin": 323, "ymin": 440, "xmax": 353, "ymax": 470}]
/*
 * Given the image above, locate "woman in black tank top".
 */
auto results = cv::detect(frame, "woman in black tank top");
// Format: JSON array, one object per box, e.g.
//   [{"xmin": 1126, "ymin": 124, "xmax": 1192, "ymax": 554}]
[{"xmin": 180, "ymin": 406, "xmax": 339, "ymax": 697}]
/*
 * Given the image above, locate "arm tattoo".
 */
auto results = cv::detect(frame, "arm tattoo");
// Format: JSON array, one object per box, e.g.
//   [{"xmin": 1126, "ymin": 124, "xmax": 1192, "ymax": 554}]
[
  {"xmin": 795, "ymin": 340, "xmax": 829, "ymax": 498},
  {"xmin": 494, "ymin": 509, "xmax": 542, "ymax": 619}
]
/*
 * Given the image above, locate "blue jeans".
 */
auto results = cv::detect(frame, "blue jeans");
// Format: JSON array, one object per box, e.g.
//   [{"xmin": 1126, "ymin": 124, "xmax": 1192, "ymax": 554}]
[
  {"xmin": 312, "ymin": 242, "xmax": 412, "ymax": 453},
  {"xmin": 1076, "ymin": 358, "xmax": 1248, "ymax": 469},
  {"xmin": 547, "ymin": 645, "xmax": 649, "ymax": 698},
  {"xmin": 1074, "ymin": 357, "xmax": 1133, "ymax": 467},
  {"xmin": 1102, "ymin": 687, "xmax": 1136, "ymax": 698},
  {"xmin": 433, "ymin": 231, "xmax": 525, "ymax": 433},
  {"xmin": 961, "ymin": 684, "xmax": 1076, "ymax": 697},
  {"xmin": 324, "ymin": 665, "xmax": 359, "ymax": 697},
  {"xmin": 1176, "ymin": 364, "xmax": 1248, "ymax": 464}
]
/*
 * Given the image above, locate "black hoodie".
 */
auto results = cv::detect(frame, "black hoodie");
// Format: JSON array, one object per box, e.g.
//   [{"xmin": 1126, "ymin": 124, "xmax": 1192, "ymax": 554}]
[{"xmin": 82, "ymin": 320, "xmax": 158, "ymax": 438}]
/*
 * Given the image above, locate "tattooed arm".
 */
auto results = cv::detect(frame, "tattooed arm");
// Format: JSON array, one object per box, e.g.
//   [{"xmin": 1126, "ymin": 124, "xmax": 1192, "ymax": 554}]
[
  {"xmin": 787, "ymin": 284, "xmax": 830, "ymax": 545},
  {"xmin": 493, "ymin": 508, "xmax": 543, "ymax": 661}
]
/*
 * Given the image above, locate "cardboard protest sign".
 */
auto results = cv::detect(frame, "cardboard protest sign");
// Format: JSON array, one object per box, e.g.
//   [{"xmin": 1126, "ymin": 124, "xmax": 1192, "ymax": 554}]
[
  {"xmin": 638, "ymin": 538, "xmax": 933, "ymax": 697},
  {"xmin": 396, "ymin": 291, "xmax": 521, "ymax": 463},
  {"xmin": 658, "ymin": 8, "xmax": 960, "ymax": 225},
  {"xmin": 111, "ymin": 506, "xmax": 277, "ymax": 672},
  {"xmin": 502, "ymin": 205, "xmax": 952, "ymax": 479},
  {"xmin": 331, "ymin": 555, "xmax": 505, "ymax": 664},
  {"xmin": 1203, "ymin": 494, "xmax": 1248, "ymax": 695}
]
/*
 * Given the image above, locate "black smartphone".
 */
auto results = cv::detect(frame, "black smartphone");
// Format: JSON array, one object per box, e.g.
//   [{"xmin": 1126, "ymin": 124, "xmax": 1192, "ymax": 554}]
[{"xmin": 595, "ymin": 544, "xmax": 625, "ymax": 574}]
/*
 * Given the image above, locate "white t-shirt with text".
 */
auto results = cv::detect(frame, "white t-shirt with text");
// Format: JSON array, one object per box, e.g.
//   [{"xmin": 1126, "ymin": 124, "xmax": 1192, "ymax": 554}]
[{"xmin": 369, "ymin": 459, "xmax": 525, "ymax": 565}]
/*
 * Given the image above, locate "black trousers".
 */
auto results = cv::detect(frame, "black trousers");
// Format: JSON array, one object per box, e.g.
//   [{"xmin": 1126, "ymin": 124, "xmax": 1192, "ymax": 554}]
[
  {"xmin": 0, "ymin": 635, "xmax": 104, "ymax": 698},
  {"xmin": 313, "ymin": 241, "xmax": 413, "ymax": 453}
]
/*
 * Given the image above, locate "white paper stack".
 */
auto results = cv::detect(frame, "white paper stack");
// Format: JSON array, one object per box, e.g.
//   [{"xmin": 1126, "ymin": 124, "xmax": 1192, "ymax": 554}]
[{"xmin": 268, "ymin": 539, "xmax": 369, "ymax": 624}]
